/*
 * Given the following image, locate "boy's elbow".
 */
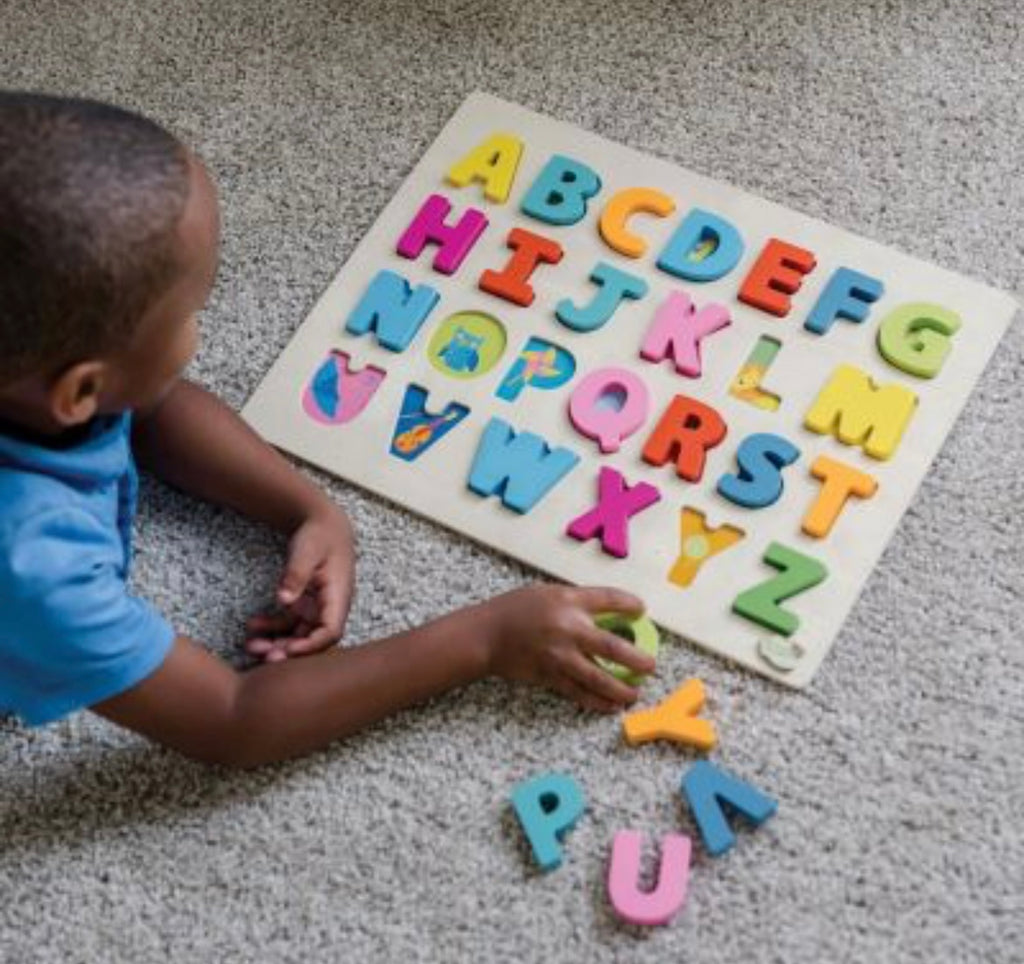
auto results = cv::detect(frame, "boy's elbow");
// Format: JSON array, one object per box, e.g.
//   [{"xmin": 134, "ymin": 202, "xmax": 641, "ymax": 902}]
[
  {"xmin": 181, "ymin": 732, "xmax": 277, "ymax": 770},
  {"xmin": 177, "ymin": 700, "xmax": 288, "ymax": 769},
  {"xmin": 189, "ymin": 741, "xmax": 260, "ymax": 770},
  {"xmin": 93, "ymin": 637, "xmax": 294, "ymax": 769}
]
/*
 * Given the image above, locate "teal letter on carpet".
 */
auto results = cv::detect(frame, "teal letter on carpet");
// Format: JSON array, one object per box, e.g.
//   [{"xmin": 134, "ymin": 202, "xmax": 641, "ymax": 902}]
[
  {"xmin": 681, "ymin": 760, "xmax": 777, "ymax": 857},
  {"xmin": 510, "ymin": 772, "xmax": 586, "ymax": 872}
]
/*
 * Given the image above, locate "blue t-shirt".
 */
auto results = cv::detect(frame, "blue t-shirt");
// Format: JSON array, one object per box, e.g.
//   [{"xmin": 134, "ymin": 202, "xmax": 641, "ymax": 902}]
[{"xmin": 0, "ymin": 413, "xmax": 174, "ymax": 726}]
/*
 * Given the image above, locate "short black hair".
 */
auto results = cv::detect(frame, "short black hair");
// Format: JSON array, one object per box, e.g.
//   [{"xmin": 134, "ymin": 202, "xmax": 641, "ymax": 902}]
[{"xmin": 0, "ymin": 92, "xmax": 191, "ymax": 383}]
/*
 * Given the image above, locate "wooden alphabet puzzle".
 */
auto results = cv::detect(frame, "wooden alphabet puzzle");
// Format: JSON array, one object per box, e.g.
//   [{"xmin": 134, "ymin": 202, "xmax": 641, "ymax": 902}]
[{"xmin": 243, "ymin": 92, "xmax": 1016, "ymax": 688}]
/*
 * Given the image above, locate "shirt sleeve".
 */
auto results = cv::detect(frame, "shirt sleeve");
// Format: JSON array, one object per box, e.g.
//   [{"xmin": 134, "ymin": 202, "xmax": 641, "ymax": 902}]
[{"xmin": 0, "ymin": 506, "xmax": 175, "ymax": 726}]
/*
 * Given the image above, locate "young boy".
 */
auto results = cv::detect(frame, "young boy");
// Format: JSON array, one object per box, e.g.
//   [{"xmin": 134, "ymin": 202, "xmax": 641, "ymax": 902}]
[{"xmin": 0, "ymin": 93, "xmax": 654, "ymax": 767}]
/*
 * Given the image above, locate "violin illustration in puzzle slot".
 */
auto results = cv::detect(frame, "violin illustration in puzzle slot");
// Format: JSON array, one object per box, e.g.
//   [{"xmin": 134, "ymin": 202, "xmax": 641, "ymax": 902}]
[{"xmin": 389, "ymin": 385, "xmax": 470, "ymax": 461}]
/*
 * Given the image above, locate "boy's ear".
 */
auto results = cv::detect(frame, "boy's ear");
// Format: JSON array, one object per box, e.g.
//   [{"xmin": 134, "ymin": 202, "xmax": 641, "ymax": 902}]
[{"xmin": 49, "ymin": 360, "xmax": 109, "ymax": 427}]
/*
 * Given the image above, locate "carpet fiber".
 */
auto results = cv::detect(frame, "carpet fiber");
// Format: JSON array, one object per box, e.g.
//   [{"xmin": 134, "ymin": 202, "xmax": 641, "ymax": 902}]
[{"xmin": 1, "ymin": 2, "xmax": 1022, "ymax": 961}]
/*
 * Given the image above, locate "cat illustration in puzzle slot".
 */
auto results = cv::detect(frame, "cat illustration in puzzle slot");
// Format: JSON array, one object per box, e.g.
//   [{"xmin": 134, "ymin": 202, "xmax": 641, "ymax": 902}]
[
  {"xmin": 436, "ymin": 326, "xmax": 484, "ymax": 374},
  {"xmin": 302, "ymin": 350, "xmax": 385, "ymax": 425}
]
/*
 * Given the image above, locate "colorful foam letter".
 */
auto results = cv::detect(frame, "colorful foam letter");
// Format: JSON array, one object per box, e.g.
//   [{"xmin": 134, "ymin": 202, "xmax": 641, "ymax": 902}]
[
  {"xmin": 593, "ymin": 613, "xmax": 659, "ymax": 684},
  {"xmin": 520, "ymin": 154, "xmax": 602, "ymax": 226},
  {"xmin": 599, "ymin": 187, "xmax": 677, "ymax": 259},
  {"xmin": 607, "ymin": 831, "xmax": 692, "ymax": 927},
  {"xmin": 395, "ymin": 194, "xmax": 488, "ymax": 275},
  {"xmin": 468, "ymin": 418, "xmax": 579, "ymax": 514},
  {"xmin": 345, "ymin": 269, "xmax": 440, "ymax": 352},
  {"xmin": 804, "ymin": 363, "xmax": 918, "ymax": 461},
  {"xmin": 733, "ymin": 542, "xmax": 828, "ymax": 636},
  {"xmin": 622, "ymin": 678, "xmax": 716, "ymax": 750},
  {"xmin": 802, "ymin": 454, "xmax": 878, "ymax": 538},
  {"xmin": 301, "ymin": 351, "xmax": 385, "ymax": 426},
  {"xmin": 566, "ymin": 466, "xmax": 661, "ymax": 559},
  {"xmin": 446, "ymin": 132, "xmax": 524, "ymax": 203},
  {"xmin": 804, "ymin": 267, "xmax": 883, "ymax": 335},
  {"xmin": 681, "ymin": 761, "xmax": 777, "ymax": 857},
  {"xmin": 428, "ymin": 311, "xmax": 508, "ymax": 380},
  {"xmin": 479, "ymin": 227, "xmax": 564, "ymax": 307},
  {"xmin": 510, "ymin": 772, "xmax": 586, "ymax": 872},
  {"xmin": 639, "ymin": 290, "xmax": 731, "ymax": 377},
  {"xmin": 656, "ymin": 208, "xmax": 745, "ymax": 282},
  {"xmin": 728, "ymin": 336, "xmax": 783, "ymax": 412},
  {"xmin": 389, "ymin": 385, "xmax": 469, "ymax": 461},
  {"xmin": 876, "ymin": 302, "xmax": 961, "ymax": 378},
  {"xmin": 496, "ymin": 337, "xmax": 576, "ymax": 402},
  {"xmin": 568, "ymin": 367, "xmax": 651, "ymax": 454},
  {"xmin": 738, "ymin": 238, "xmax": 816, "ymax": 317},
  {"xmin": 716, "ymin": 433, "xmax": 801, "ymax": 509},
  {"xmin": 642, "ymin": 395, "xmax": 727, "ymax": 483},
  {"xmin": 668, "ymin": 507, "xmax": 744, "ymax": 588},
  {"xmin": 555, "ymin": 262, "xmax": 649, "ymax": 333}
]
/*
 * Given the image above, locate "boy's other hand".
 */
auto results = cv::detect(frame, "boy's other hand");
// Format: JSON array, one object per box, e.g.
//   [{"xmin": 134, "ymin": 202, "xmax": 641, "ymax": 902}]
[
  {"xmin": 484, "ymin": 584, "xmax": 653, "ymax": 713},
  {"xmin": 245, "ymin": 506, "xmax": 355, "ymax": 662}
]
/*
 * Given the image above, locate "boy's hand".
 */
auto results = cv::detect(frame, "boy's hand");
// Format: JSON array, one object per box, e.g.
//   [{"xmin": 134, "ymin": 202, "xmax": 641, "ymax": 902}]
[
  {"xmin": 245, "ymin": 506, "xmax": 355, "ymax": 662},
  {"xmin": 484, "ymin": 584, "xmax": 654, "ymax": 713}
]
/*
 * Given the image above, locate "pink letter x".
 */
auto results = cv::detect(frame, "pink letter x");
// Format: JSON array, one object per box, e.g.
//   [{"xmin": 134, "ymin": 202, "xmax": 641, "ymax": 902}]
[{"xmin": 566, "ymin": 467, "xmax": 662, "ymax": 559}]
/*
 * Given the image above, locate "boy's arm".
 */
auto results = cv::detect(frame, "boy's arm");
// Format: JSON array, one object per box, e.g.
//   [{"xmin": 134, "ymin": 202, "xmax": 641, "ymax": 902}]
[
  {"xmin": 92, "ymin": 586, "xmax": 654, "ymax": 768},
  {"xmin": 132, "ymin": 378, "xmax": 354, "ymax": 654},
  {"xmin": 132, "ymin": 378, "xmax": 332, "ymax": 533}
]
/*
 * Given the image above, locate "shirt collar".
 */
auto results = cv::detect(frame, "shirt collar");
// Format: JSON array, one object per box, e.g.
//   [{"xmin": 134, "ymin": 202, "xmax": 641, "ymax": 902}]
[{"xmin": 0, "ymin": 412, "xmax": 131, "ymax": 486}]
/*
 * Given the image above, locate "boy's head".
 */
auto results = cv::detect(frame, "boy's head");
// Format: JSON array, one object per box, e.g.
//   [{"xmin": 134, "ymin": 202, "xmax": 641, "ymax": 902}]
[{"xmin": 0, "ymin": 92, "xmax": 219, "ymax": 431}]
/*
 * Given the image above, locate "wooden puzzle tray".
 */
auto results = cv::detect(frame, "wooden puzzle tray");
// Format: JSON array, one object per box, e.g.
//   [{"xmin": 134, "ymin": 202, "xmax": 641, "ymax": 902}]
[{"xmin": 243, "ymin": 92, "xmax": 1016, "ymax": 688}]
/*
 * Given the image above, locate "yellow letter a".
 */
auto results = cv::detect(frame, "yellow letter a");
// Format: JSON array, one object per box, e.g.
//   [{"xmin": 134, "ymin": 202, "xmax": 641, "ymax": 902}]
[{"xmin": 447, "ymin": 133, "xmax": 524, "ymax": 204}]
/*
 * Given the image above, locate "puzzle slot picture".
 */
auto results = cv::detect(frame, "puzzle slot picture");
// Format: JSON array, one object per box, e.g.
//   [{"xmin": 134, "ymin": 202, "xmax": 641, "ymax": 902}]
[{"xmin": 243, "ymin": 92, "xmax": 1015, "ymax": 688}]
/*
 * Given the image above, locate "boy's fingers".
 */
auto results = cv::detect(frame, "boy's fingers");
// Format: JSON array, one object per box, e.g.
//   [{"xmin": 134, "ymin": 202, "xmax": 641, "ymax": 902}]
[
  {"xmin": 244, "ymin": 638, "xmax": 274, "ymax": 654},
  {"xmin": 291, "ymin": 592, "xmax": 321, "ymax": 622},
  {"xmin": 278, "ymin": 542, "xmax": 320, "ymax": 605},
  {"xmin": 563, "ymin": 654, "xmax": 639, "ymax": 706},
  {"xmin": 246, "ymin": 612, "xmax": 299, "ymax": 635},
  {"xmin": 553, "ymin": 678, "xmax": 618, "ymax": 714},
  {"xmin": 573, "ymin": 586, "xmax": 645, "ymax": 616},
  {"xmin": 319, "ymin": 579, "xmax": 344, "ymax": 639},
  {"xmin": 283, "ymin": 576, "xmax": 351, "ymax": 655},
  {"xmin": 581, "ymin": 628, "xmax": 656, "ymax": 674},
  {"xmin": 285, "ymin": 625, "xmax": 339, "ymax": 656}
]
